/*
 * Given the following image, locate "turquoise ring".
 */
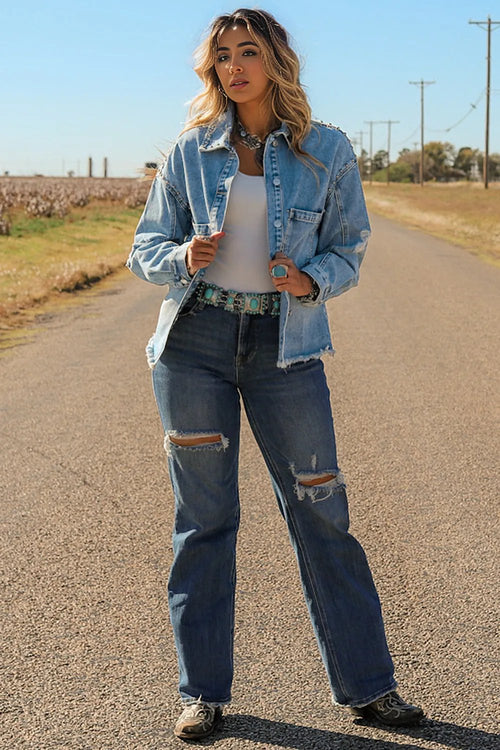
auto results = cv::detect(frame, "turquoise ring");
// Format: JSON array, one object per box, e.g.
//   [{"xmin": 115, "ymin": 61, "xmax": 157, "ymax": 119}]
[{"xmin": 271, "ymin": 264, "xmax": 288, "ymax": 278}]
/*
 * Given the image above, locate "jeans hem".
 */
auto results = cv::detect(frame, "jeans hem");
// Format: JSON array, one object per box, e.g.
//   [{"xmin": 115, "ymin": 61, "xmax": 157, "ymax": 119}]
[
  {"xmin": 181, "ymin": 695, "xmax": 232, "ymax": 707},
  {"xmin": 332, "ymin": 679, "xmax": 398, "ymax": 708}
]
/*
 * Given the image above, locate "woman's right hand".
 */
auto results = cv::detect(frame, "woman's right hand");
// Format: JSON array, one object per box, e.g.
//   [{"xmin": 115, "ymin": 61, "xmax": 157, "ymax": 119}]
[{"xmin": 186, "ymin": 231, "xmax": 225, "ymax": 276}]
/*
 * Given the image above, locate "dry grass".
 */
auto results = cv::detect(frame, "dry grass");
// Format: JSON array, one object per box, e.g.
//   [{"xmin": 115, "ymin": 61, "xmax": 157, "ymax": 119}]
[
  {"xmin": 0, "ymin": 205, "xmax": 142, "ymax": 328},
  {"xmin": 364, "ymin": 182, "xmax": 500, "ymax": 265}
]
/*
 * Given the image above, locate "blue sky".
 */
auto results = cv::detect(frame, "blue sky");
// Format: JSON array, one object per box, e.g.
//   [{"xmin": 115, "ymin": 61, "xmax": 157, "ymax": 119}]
[{"xmin": 2, "ymin": 0, "xmax": 499, "ymax": 176}]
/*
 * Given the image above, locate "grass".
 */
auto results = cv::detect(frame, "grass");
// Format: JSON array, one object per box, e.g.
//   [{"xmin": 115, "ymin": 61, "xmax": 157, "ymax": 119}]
[
  {"xmin": 363, "ymin": 182, "xmax": 500, "ymax": 265},
  {"xmin": 10, "ymin": 215, "xmax": 67, "ymax": 237},
  {"xmin": 0, "ymin": 204, "xmax": 143, "ymax": 328}
]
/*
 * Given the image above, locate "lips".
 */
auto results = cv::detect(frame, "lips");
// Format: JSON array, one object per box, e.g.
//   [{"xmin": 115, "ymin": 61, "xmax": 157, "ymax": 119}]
[{"xmin": 230, "ymin": 79, "xmax": 248, "ymax": 88}]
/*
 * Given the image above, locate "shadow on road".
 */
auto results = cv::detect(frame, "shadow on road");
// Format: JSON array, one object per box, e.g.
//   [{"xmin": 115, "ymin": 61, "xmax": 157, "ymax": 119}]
[{"xmin": 188, "ymin": 714, "xmax": 499, "ymax": 749}]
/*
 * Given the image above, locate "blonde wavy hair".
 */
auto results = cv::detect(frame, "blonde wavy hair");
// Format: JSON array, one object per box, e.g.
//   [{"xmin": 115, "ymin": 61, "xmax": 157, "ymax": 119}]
[{"xmin": 184, "ymin": 8, "xmax": 319, "ymax": 166}]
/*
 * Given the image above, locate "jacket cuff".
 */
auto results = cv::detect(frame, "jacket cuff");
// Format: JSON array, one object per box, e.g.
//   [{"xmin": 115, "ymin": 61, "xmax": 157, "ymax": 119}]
[
  {"xmin": 168, "ymin": 242, "xmax": 192, "ymax": 286},
  {"xmin": 297, "ymin": 275, "xmax": 320, "ymax": 303},
  {"xmin": 297, "ymin": 267, "xmax": 324, "ymax": 305}
]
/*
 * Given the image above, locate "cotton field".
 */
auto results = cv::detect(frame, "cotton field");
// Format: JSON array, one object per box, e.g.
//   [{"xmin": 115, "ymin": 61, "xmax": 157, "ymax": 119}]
[{"xmin": 0, "ymin": 177, "xmax": 150, "ymax": 234}]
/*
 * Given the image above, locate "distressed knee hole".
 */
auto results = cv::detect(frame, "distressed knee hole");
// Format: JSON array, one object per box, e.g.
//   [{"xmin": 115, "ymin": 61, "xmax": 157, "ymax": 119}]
[
  {"xmin": 291, "ymin": 463, "xmax": 345, "ymax": 503},
  {"xmin": 164, "ymin": 431, "xmax": 229, "ymax": 456},
  {"xmin": 169, "ymin": 434, "xmax": 222, "ymax": 447},
  {"xmin": 299, "ymin": 473, "xmax": 336, "ymax": 486}
]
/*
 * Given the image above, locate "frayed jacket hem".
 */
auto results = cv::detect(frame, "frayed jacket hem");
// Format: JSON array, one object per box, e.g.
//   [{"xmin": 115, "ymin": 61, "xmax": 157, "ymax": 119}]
[{"xmin": 277, "ymin": 346, "xmax": 336, "ymax": 369}]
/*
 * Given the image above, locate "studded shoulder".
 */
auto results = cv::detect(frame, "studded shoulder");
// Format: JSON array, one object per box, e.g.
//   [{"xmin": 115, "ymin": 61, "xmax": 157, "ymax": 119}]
[{"xmin": 312, "ymin": 119, "xmax": 352, "ymax": 144}]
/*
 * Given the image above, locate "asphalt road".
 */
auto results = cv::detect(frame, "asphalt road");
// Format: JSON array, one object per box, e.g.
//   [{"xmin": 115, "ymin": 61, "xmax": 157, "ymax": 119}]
[{"xmin": 1, "ymin": 214, "xmax": 499, "ymax": 749}]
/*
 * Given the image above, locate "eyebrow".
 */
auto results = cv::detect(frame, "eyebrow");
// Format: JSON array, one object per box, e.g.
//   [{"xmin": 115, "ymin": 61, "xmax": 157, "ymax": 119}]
[{"xmin": 216, "ymin": 41, "xmax": 259, "ymax": 51}]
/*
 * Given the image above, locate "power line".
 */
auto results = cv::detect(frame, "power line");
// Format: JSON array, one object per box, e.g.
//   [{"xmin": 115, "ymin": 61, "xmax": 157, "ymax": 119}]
[
  {"xmin": 427, "ymin": 90, "xmax": 485, "ymax": 134},
  {"xmin": 398, "ymin": 90, "xmax": 484, "ymax": 148},
  {"xmin": 442, "ymin": 91, "xmax": 484, "ymax": 132},
  {"xmin": 397, "ymin": 125, "xmax": 420, "ymax": 146},
  {"xmin": 469, "ymin": 16, "xmax": 500, "ymax": 188},
  {"xmin": 427, "ymin": 91, "xmax": 485, "ymax": 133}
]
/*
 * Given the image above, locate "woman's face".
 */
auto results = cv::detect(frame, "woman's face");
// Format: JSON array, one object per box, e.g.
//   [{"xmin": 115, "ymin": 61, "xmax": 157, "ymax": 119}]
[{"xmin": 215, "ymin": 24, "xmax": 271, "ymax": 108}]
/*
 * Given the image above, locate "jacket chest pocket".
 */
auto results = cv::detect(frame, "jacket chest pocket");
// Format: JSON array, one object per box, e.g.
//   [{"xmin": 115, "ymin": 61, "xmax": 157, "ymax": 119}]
[{"xmin": 281, "ymin": 208, "xmax": 323, "ymax": 260}]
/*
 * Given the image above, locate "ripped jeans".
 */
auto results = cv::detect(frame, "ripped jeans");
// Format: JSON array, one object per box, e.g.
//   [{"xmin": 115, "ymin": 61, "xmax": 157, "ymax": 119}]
[{"xmin": 152, "ymin": 301, "xmax": 396, "ymax": 707}]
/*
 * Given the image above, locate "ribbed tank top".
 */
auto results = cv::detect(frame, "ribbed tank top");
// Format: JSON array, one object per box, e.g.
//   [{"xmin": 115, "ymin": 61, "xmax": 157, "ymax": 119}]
[{"xmin": 203, "ymin": 171, "xmax": 275, "ymax": 293}]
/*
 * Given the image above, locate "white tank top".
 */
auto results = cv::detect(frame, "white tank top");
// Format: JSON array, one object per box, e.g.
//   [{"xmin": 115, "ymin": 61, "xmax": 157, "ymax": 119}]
[{"xmin": 203, "ymin": 171, "xmax": 276, "ymax": 293}]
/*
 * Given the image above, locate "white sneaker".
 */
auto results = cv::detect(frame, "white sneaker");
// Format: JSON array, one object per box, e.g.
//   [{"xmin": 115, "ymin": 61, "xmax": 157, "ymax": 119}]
[{"xmin": 173, "ymin": 699, "xmax": 223, "ymax": 740}]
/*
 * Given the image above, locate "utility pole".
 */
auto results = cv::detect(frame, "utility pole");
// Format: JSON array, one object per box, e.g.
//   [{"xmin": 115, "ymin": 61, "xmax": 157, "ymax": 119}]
[
  {"xmin": 355, "ymin": 130, "xmax": 367, "ymax": 179},
  {"xmin": 355, "ymin": 130, "xmax": 367, "ymax": 155},
  {"xmin": 364, "ymin": 120, "xmax": 384, "ymax": 184},
  {"xmin": 376, "ymin": 120, "xmax": 399, "ymax": 183},
  {"xmin": 409, "ymin": 80, "xmax": 435, "ymax": 186},
  {"xmin": 469, "ymin": 16, "xmax": 500, "ymax": 189},
  {"xmin": 364, "ymin": 121, "xmax": 375, "ymax": 184}
]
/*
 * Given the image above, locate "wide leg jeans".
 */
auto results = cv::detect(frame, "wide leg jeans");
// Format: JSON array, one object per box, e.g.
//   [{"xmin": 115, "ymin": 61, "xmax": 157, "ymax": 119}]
[{"xmin": 152, "ymin": 302, "xmax": 396, "ymax": 707}]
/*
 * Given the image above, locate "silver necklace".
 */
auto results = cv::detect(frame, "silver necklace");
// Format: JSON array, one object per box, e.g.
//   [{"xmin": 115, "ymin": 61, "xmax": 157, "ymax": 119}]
[{"xmin": 236, "ymin": 117, "xmax": 265, "ymax": 151}]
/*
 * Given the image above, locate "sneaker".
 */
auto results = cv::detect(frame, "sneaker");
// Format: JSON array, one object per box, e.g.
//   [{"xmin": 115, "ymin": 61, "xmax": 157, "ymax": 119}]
[
  {"xmin": 348, "ymin": 691, "xmax": 424, "ymax": 726},
  {"xmin": 173, "ymin": 699, "xmax": 223, "ymax": 740}
]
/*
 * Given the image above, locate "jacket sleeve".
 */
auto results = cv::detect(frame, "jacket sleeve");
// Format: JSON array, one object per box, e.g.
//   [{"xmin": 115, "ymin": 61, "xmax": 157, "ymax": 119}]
[
  {"xmin": 126, "ymin": 152, "xmax": 193, "ymax": 287},
  {"xmin": 299, "ymin": 151, "xmax": 371, "ymax": 305}
]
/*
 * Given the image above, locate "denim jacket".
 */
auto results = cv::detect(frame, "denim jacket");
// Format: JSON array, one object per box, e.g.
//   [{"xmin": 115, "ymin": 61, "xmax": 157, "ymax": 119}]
[{"xmin": 127, "ymin": 108, "xmax": 370, "ymax": 368}]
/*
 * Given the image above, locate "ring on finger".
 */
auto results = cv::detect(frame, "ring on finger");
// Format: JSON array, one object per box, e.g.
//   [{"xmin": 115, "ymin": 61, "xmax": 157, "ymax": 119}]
[{"xmin": 271, "ymin": 264, "xmax": 288, "ymax": 278}]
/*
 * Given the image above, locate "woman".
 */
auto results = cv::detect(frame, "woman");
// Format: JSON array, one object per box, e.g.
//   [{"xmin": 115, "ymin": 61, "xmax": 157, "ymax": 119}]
[{"xmin": 127, "ymin": 8, "xmax": 424, "ymax": 741}]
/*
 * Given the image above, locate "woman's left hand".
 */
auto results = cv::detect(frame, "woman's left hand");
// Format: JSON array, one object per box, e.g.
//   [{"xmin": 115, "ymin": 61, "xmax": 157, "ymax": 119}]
[{"xmin": 269, "ymin": 252, "xmax": 313, "ymax": 297}]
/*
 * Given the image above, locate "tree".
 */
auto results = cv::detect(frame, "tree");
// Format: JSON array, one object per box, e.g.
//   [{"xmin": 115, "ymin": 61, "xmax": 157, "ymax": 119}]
[
  {"xmin": 372, "ymin": 150, "xmax": 389, "ymax": 171},
  {"xmin": 454, "ymin": 147, "xmax": 481, "ymax": 180},
  {"xmin": 386, "ymin": 162, "xmax": 413, "ymax": 182},
  {"xmin": 489, "ymin": 154, "xmax": 500, "ymax": 180},
  {"xmin": 397, "ymin": 148, "xmax": 421, "ymax": 183},
  {"xmin": 357, "ymin": 149, "xmax": 370, "ymax": 179},
  {"xmin": 424, "ymin": 141, "xmax": 456, "ymax": 181},
  {"xmin": 477, "ymin": 152, "xmax": 500, "ymax": 181}
]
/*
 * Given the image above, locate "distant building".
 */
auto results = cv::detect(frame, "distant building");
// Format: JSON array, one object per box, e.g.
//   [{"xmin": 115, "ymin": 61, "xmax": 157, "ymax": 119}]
[{"xmin": 469, "ymin": 160, "xmax": 481, "ymax": 181}]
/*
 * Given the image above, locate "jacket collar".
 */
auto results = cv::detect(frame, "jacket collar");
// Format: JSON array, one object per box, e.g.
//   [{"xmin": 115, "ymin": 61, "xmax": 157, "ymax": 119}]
[{"xmin": 199, "ymin": 106, "xmax": 290, "ymax": 152}]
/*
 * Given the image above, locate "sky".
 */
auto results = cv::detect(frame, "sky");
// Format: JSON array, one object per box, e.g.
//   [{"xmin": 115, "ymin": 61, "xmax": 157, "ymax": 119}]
[{"xmin": 2, "ymin": 0, "xmax": 499, "ymax": 177}]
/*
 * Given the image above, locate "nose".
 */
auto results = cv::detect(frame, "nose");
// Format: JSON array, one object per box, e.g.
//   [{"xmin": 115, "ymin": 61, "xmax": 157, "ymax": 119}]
[{"xmin": 229, "ymin": 60, "xmax": 243, "ymax": 74}]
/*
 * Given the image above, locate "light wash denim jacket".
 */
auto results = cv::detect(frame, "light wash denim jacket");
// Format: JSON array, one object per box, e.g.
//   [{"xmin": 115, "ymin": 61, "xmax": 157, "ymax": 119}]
[{"xmin": 127, "ymin": 108, "xmax": 370, "ymax": 368}]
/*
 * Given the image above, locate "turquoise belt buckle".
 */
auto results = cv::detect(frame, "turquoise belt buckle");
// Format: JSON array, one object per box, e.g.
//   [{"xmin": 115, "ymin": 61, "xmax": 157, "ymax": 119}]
[{"xmin": 247, "ymin": 295, "xmax": 261, "ymax": 313}]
